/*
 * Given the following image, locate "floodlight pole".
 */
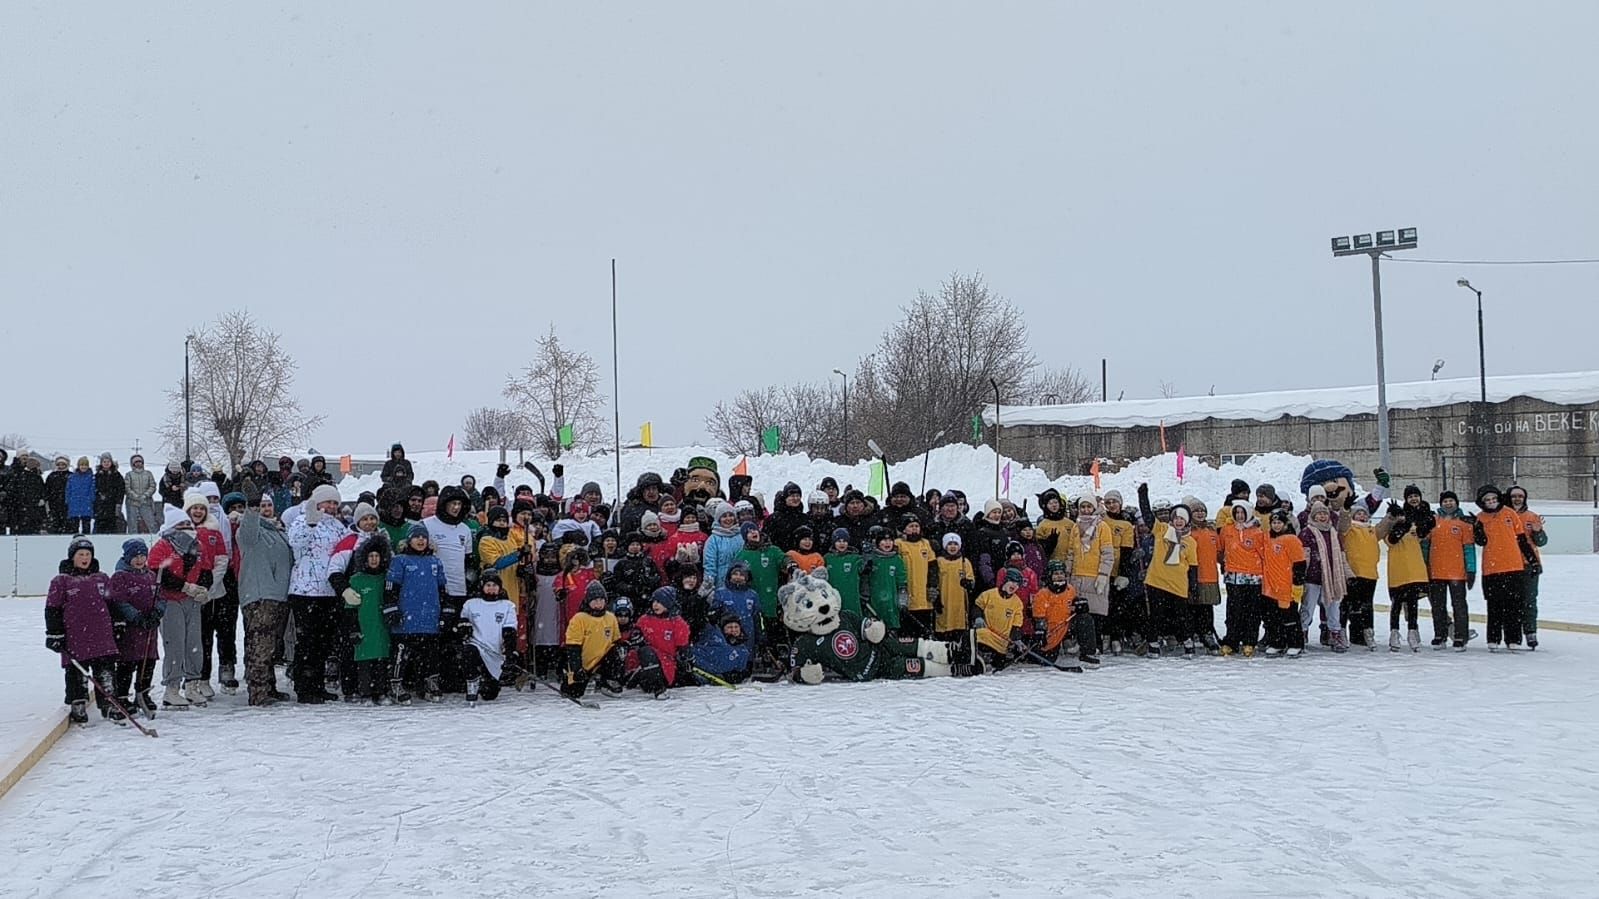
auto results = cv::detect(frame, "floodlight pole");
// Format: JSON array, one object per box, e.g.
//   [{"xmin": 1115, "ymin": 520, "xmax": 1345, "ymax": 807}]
[{"xmin": 1369, "ymin": 254, "xmax": 1392, "ymax": 476}]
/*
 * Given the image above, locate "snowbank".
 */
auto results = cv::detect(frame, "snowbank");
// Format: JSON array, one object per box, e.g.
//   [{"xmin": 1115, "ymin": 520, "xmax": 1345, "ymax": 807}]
[
  {"xmin": 983, "ymin": 370, "xmax": 1599, "ymax": 429},
  {"xmin": 337, "ymin": 445, "xmax": 1335, "ymax": 513}
]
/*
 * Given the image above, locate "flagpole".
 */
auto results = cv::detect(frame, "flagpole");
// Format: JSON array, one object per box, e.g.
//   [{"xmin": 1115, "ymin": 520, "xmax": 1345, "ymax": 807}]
[{"xmin": 611, "ymin": 259, "xmax": 622, "ymax": 507}]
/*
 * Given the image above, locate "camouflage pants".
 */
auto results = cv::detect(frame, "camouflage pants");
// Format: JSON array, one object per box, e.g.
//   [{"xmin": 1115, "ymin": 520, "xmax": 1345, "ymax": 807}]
[{"xmin": 242, "ymin": 601, "xmax": 288, "ymax": 698}]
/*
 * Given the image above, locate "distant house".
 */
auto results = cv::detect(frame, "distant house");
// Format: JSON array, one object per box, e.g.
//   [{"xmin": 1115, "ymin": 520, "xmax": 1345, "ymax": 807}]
[{"xmin": 984, "ymin": 371, "xmax": 1599, "ymax": 502}]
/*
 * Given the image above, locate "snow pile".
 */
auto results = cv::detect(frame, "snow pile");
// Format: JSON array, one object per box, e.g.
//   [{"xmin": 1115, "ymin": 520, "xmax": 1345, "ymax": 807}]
[
  {"xmin": 337, "ymin": 445, "xmax": 1333, "ymax": 513},
  {"xmin": 984, "ymin": 370, "xmax": 1599, "ymax": 429}
]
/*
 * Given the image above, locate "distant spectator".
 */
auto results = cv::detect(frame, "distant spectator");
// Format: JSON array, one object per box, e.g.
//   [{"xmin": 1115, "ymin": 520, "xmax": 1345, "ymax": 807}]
[
  {"xmin": 6, "ymin": 453, "xmax": 46, "ymax": 534},
  {"xmin": 158, "ymin": 460, "xmax": 186, "ymax": 507},
  {"xmin": 92, "ymin": 453, "xmax": 126, "ymax": 534},
  {"xmin": 381, "ymin": 443, "xmax": 414, "ymax": 488},
  {"xmin": 124, "ymin": 454, "xmax": 161, "ymax": 532},
  {"xmin": 66, "ymin": 457, "xmax": 97, "ymax": 533},
  {"xmin": 46, "ymin": 455, "xmax": 72, "ymax": 532}
]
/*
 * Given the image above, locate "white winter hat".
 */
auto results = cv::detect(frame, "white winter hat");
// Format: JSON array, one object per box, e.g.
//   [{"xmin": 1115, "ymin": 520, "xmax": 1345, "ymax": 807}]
[
  {"xmin": 309, "ymin": 484, "xmax": 341, "ymax": 506},
  {"xmin": 182, "ymin": 491, "xmax": 210, "ymax": 512},
  {"xmin": 1307, "ymin": 485, "xmax": 1327, "ymax": 501},
  {"xmin": 199, "ymin": 481, "xmax": 221, "ymax": 500},
  {"xmin": 162, "ymin": 506, "xmax": 190, "ymax": 533},
  {"xmin": 983, "ymin": 499, "xmax": 1004, "ymax": 516},
  {"xmin": 942, "ymin": 533, "xmax": 963, "ymax": 548},
  {"xmin": 1103, "ymin": 489, "xmax": 1124, "ymax": 503},
  {"xmin": 352, "ymin": 502, "xmax": 378, "ymax": 525}
]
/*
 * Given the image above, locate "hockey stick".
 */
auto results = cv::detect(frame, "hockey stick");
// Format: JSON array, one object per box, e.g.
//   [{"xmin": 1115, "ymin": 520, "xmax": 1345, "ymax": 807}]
[
  {"xmin": 1019, "ymin": 645, "xmax": 1083, "ymax": 673},
  {"xmin": 691, "ymin": 667, "xmax": 762, "ymax": 692},
  {"xmin": 68, "ymin": 657, "xmax": 158, "ymax": 737}
]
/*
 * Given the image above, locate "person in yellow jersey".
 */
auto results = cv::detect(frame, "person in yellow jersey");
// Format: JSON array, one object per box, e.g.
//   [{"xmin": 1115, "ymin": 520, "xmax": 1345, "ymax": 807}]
[
  {"xmin": 563, "ymin": 582, "xmax": 623, "ymax": 698},
  {"xmin": 928, "ymin": 533, "xmax": 975, "ymax": 638},
  {"xmin": 895, "ymin": 515, "xmax": 939, "ymax": 638},
  {"xmin": 1034, "ymin": 488, "xmax": 1078, "ymax": 567},
  {"xmin": 973, "ymin": 567, "xmax": 1028, "ymax": 669},
  {"xmin": 1376, "ymin": 486, "xmax": 1434, "ymax": 652},
  {"xmin": 1341, "ymin": 505, "xmax": 1381, "ymax": 649},
  {"xmin": 1068, "ymin": 497, "xmax": 1116, "ymax": 653},
  {"xmin": 1139, "ymin": 484, "xmax": 1198, "ymax": 656}
]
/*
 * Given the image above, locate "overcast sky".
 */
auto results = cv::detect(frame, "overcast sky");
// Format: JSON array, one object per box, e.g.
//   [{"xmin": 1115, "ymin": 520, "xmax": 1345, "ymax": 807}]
[{"xmin": 3, "ymin": 2, "xmax": 1596, "ymax": 463}]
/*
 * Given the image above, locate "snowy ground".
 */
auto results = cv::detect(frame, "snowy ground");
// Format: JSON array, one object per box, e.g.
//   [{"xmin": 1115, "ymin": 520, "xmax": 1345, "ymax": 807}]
[
  {"xmin": 2, "ymin": 564, "xmax": 1598, "ymax": 897},
  {"xmin": 0, "ymin": 599, "xmax": 68, "ymax": 764}
]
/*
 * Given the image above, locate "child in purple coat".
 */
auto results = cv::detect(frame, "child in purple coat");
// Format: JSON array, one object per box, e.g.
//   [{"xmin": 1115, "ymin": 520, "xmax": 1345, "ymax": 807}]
[
  {"xmin": 45, "ymin": 537, "xmax": 123, "ymax": 725},
  {"xmin": 110, "ymin": 539, "xmax": 163, "ymax": 717}
]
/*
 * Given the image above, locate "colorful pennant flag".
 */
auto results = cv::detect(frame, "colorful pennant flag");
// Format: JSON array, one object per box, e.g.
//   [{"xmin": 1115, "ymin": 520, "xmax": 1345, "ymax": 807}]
[
  {"xmin": 338, "ymin": 454, "xmax": 352, "ymax": 475},
  {"xmin": 557, "ymin": 424, "xmax": 575, "ymax": 450},
  {"xmin": 733, "ymin": 456, "xmax": 749, "ymax": 477},
  {"xmin": 1090, "ymin": 458, "xmax": 1101, "ymax": 491},
  {"xmin": 971, "ymin": 414, "xmax": 983, "ymax": 443},
  {"xmin": 867, "ymin": 458, "xmax": 887, "ymax": 500},
  {"xmin": 1176, "ymin": 444, "xmax": 1186, "ymax": 483},
  {"xmin": 446, "ymin": 434, "xmax": 455, "ymax": 459},
  {"xmin": 1001, "ymin": 462, "xmax": 1012, "ymax": 499},
  {"xmin": 640, "ymin": 422, "xmax": 653, "ymax": 448},
  {"xmin": 761, "ymin": 426, "xmax": 781, "ymax": 454}
]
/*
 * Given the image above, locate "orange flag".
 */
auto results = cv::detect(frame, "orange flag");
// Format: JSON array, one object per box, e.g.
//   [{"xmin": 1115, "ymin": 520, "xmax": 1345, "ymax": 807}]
[
  {"xmin": 338, "ymin": 455, "xmax": 352, "ymax": 475},
  {"xmin": 732, "ymin": 456, "xmax": 749, "ymax": 477},
  {"xmin": 1091, "ymin": 458, "xmax": 1101, "ymax": 491}
]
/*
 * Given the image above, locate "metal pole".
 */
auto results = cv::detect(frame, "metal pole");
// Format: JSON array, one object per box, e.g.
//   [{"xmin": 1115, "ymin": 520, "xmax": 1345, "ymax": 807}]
[
  {"xmin": 991, "ymin": 378, "xmax": 1001, "ymax": 499},
  {"xmin": 843, "ymin": 375, "xmax": 849, "ymax": 462},
  {"xmin": 1101, "ymin": 358, "xmax": 1107, "ymax": 402},
  {"xmin": 1370, "ymin": 253, "xmax": 1392, "ymax": 475},
  {"xmin": 611, "ymin": 259, "xmax": 621, "ymax": 506},
  {"xmin": 1475, "ymin": 288, "xmax": 1487, "ymax": 404},
  {"xmin": 183, "ymin": 336, "xmax": 192, "ymax": 463}
]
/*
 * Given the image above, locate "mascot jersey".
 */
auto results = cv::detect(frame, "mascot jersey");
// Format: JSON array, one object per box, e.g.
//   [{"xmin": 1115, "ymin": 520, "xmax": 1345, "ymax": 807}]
[{"xmin": 789, "ymin": 611, "xmax": 927, "ymax": 682}]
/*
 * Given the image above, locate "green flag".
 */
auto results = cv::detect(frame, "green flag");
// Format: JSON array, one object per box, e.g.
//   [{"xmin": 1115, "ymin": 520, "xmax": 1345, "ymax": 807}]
[
  {"xmin": 867, "ymin": 458, "xmax": 886, "ymax": 500},
  {"xmin": 558, "ymin": 424, "xmax": 575, "ymax": 449},
  {"xmin": 761, "ymin": 426, "xmax": 781, "ymax": 454},
  {"xmin": 971, "ymin": 414, "xmax": 983, "ymax": 442}
]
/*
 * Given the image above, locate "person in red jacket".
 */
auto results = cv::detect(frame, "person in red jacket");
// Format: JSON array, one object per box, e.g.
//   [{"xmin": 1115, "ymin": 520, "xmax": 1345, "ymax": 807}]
[
  {"xmin": 147, "ymin": 500, "xmax": 225, "ymax": 710},
  {"xmin": 632, "ymin": 587, "xmax": 693, "ymax": 697}
]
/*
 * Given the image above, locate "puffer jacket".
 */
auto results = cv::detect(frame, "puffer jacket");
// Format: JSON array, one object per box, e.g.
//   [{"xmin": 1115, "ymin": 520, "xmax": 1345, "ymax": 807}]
[{"xmin": 287, "ymin": 506, "xmax": 349, "ymax": 597}]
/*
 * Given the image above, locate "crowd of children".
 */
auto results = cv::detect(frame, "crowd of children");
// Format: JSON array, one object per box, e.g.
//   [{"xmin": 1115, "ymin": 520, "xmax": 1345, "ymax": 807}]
[{"xmin": 40, "ymin": 448, "xmax": 1552, "ymax": 724}]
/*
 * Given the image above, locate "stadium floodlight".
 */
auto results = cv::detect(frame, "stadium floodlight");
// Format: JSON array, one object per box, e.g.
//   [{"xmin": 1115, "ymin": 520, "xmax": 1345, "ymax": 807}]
[{"xmin": 1328, "ymin": 225, "xmax": 1421, "ymax": 473}]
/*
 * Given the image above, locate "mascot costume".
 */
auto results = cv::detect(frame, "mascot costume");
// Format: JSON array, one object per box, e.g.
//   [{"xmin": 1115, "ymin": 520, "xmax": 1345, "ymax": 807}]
[
  {"xmin": 1299, "ymin": 458, "xmax": 1389, "ymax": 513},
  {"xmin": 682, "ymin": 456, "xmax": 723, "ymax": 506},
  {"xmin": 779, "ymin": 571, "xmax": 979, "ymax": 683}
]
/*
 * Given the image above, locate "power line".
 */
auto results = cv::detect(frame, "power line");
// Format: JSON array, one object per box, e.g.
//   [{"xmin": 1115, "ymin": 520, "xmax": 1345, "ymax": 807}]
[{"xmin": 1382, "ymin": 255, "xmax": 1599, "ymax": 265}]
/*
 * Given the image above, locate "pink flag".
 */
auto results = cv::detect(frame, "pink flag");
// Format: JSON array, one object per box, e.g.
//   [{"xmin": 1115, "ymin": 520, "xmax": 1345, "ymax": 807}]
[
  {"xmin": 446, "ymin": 434, "xmax": 456, "ymax": 459},
  {"xmin": 1176, "ymin": 444, "xmax": 1185, "ymax": 483},
  {"xmin": 1001, "ymin": 462, "xmax": 1012, "ymax": 498}
]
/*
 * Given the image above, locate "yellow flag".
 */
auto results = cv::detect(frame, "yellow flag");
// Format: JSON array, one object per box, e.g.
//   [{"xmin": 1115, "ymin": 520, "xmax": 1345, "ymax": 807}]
[{"xmin": 640, "ymin": 422, "xmax": 653, "ymax": 448}]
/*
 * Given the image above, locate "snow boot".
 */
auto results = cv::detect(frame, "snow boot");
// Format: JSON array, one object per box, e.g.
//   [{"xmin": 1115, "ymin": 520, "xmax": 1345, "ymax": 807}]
[
  {"xmin": 1202, "ymin": 633, "xmax": 1220, "ymax": 654},
  {"xmin": 1453, "ymin": 639, "xmax": 1467, "ymax": 651},
  {"xmin": 1077, "ymin": 651, "xmax": 1101, "ymax": 669},
  {"xmin": 1218, "ymin": 644, "xmax": 1234, "ymax": 657},
  {"xmin": 219, "ymin": 664, "xmax": 239, "ymax": 694},
  {"xmin": 69, "ymin": 700, "xmax": 89, "ymax": 726},
  {"xmin": 163, "ymin": 684, "xmax": 192, "ymax": 710},
  {"xmin": 1362, "ymin": 627, "xmax": 1376, "ymax": 650},
  {"xmin": 1319, "ymin": 625, "xmax": 1330, "ymax": 647},
  {"xmin": 1329, "ymin": 630, "xmax": 1348, "ymax": 654},
  {"xmin": 1131, "ymin": 635, "xmax": 1149, "ymax": 657},
  {"xmin": 1407, "ymin": 628, "xmax": 1421, "ymax": 652},
  {"xmin": 1389, "ymin": 629, "xmax": 1402, "ymax": 652},
  {"xmin": 183, "ymin": 680, "xmax": 209, "ymax": 707}
]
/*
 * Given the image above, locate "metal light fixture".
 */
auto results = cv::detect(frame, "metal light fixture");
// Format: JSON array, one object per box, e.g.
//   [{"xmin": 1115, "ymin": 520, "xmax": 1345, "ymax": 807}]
[
  {"xmin": 1327, "ymin": 225, "xmax": 1421, "ymax": 474},
  {"xmin": 1376, "ymin": 230, "xmax": 1397, "ymax": 247},
  {"xmin": 1353, "ymin": 233, "xmax": 1374, "ymax": 250}
]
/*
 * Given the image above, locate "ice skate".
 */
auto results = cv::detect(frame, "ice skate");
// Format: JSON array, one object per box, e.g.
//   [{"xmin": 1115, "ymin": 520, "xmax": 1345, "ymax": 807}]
[
  {"xmin": 1264, "ymin": 646, "xmax": 1283, "ymax": 657},
  {"xmin": 1431, "ymin": 636, "xmax": 1449, "ymax": 650},
  {"xmin": 1527, "ymin": 633, "xmax": 1539, "ymax": 651},
  {"xmin": 1242, "ymin": 645, "xmax": 1256, "ymax": 658},
  {"xmin": 1286, "ymin": 647, "xmax": 1302, "ymax": 658},
  {"xmin": 1489, "ymin": 642, "xmax": 1501, "ymax": 653},
  {"xmin": 1132, "ymin": 636, "xmax": 1149, "ymax": 657},
  {"xmin": 1077, "ymin": 651, "xmax": 1101, "ymax": 669},
  {"xmin": 1182, "ymin": 638, "xmax": 1196, "ymax": 656},
  {"xmin": 69, "ymin": 700, "xmax": 89, "ymax": 726},
  {"xmin": 194, "ymin": 678, "xmax": 216, "ymax": 700},
  {"xmin": 1218, "ymin": 644, "xmax": 1234, "ymax": 657},
  {"xmin": 1202, "ymin": 633, "xmax": 1220, "ymax": 654},
  {"xmin": 422, "ymin": 675, "xmax": 442, "ymax": 702},
  {"xmin": 1453, "ymin": 640, "xmax": 1467, "ymax": 651},
  {"xmin": 1109, "ymin": 639, "xmax": 1123, "ymax": 656},
  {"xmin": 219, "ymin": 664, "xmax": 239, "ymax": 694},
  {"xmin": 162, "ymin": 684, "xmax": 192, "ymax": 710},
  {"xmin": 1408, "ymin": 629, "xmax": 1421, "ymax": 652},
  {"xmin": 466, "ymin": 678, "xmax": 480, "ymax": 707},
  {"xmin": 1389, "ymin": 629, "xmax": 1402, "ymax": 652},
  {"xmin": 1362, "ymin": 627, "xmax": 1376, "ymax": 650},
  {"xmin": 1466, "ymin": 628, "xmax": 1479, "ymax": 643}
]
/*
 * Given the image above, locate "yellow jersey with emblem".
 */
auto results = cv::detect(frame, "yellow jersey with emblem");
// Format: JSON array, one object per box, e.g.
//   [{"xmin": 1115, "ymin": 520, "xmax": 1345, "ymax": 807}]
[{"xmin": 565, "ymin": 611, "xmax": 620, "ymax": 671}]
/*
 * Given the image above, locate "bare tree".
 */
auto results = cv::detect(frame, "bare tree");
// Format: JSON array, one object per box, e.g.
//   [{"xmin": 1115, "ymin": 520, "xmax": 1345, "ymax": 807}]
[
  {"xmin": 503, "ymin": 325, "xmax": 606, "ymax": 457},
  {"xmin": 705, "ymin": 383, "xmax": 843, "ymax": 456},
  {"xmin": 158, "ymin": 311, "xmax": 324, "ymax": 470},
  {"xmin": 1159, "ymin": 380, "xmax": 1179, "ymax": 399},
  {"xmin": 850, "ymin": 272, "xmax": 1035, "ymax": 458},
  {"xmin": 1024, "ymin": 366, "xmax": 1096, "ymax": 405},
  {"xmin": 0, "ymin": 432, "xmax": 28, "ymax": 454},
  {"xmin": 461, "ymin": 407, "xmax": 529, "ymax": 452}
]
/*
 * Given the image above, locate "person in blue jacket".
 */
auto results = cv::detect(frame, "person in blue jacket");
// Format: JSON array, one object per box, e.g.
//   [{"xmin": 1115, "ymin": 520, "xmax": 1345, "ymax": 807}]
[
  {"xmin": 700, "ymin": 500, "xmax": 745, "ymax": 598},
  {"xmin": 65, "ymin": 456, "xmax": 96, "ymax": 534},
  {"xmin": 383, "ymin": 523, "xmax": 449, "ymax": 703},
  {"xmin": 712, "ymin": 561, "xmax": 761, "ymax": 648},
  {"xmin": 692, "ymin": 609, "xmax": 753, "ymax": 683}
]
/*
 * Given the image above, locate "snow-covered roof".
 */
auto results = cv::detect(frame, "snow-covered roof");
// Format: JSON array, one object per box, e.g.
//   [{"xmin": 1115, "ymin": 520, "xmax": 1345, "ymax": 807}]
[{"xmin": 984, "ymin": 371, "xmax": 1599, "ymax": 429}]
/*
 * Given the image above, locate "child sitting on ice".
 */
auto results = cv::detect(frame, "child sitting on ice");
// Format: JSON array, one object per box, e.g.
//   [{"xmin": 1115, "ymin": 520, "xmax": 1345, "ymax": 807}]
[
  {"xmin": 973, "ymin": 567, "xmax": 1028, "ymax": 670},
  {"xmin": 1032, "ymin": 560, "xmax": 1098, "ymax": 668},
  {"xmin": 563, "ymin": 583, "xmax": 623, "ymax": 698}
]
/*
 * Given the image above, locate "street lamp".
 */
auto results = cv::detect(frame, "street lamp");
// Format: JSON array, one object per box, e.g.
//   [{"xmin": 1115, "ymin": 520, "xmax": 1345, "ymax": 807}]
[
  {"xmin": 832, "ymin": 369, "xmax": 849, "ymax": 462},
  {"xmin": 1431, "ymin": 359, "xmax": 1446, "ymax": 380},
  {"xmin": 1456, "ymin": 278, "xmax": 1487, "ymax": 404},
  {"xmin": 1331, "ymin": 226, "xmax": 1418, "ymax": 475}
]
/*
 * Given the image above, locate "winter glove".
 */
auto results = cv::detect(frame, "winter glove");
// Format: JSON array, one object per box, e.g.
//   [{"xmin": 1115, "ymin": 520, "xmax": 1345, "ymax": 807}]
[
  {"xmin": 45, "ymin": 633, "xmax": 66, "ymax": 654},
  {"xmin": 504, "ymin": 650, "xmax": 524, "ymax": 675},
  {"xmin": 382, "ymin": 602, "xmax": 401, "ymax": 632},
  {"xmin": 455, "ymin": 619, "xmax": 474, "ymax": 643},
  {"xmin": 1113, "ymin": 576, "xmax": 1130, "ymax": 590},
  {"xmin": 496, "ymin": 463, "xmax": 512, "ymax": 479},
  {"xmin": 896, "ymin": 588, "xmax": 909, "ymax": 611},
  {"xmin": 1094, "ymin": 575, "xmax": 1110, "ymax": 596},
  {"xmin": 305, "ymin": 504, "xmax": 324, "ymax": 526},
  {"xmin": 1466, "ymin": 572, "xmax": 1477, "ymax": 591},
  {"xmin": 862, "ymin": 618, "xmax": 887, "ymax": 643},
  {"xmin": 1472, "ymin": 518, "xmax": 1487, "ymax": 546},
  {"xmin": 624, "ymin": 629, "xmax": 644, "ymax": 648},
  {"xmin": 550, "ymin": 464, "xmax": 564, "ymax": 478},
  {"xmin": 1033, "ymin": 618, "xmax": 1049, "ymax": 640},
  {"xmin": 112, "ymin": 619, "xmax": 127, "ymax": 643},
  {"xmin": 797, "ymin": 660, "xmax": 826, "ymax": 685},
  {"xmin": 341, "ymin": 588, "xmax": 362, "ymax": 607},
  {"xmin": 1374, "ymin": 467, "xmax": 1391, "ymax": 489},
  {"xmin": 196, "ymin": 568, "xmax": 214, "ymax": 590},
  {"xmin": 959, "ymin": 577, "xmax": 975, "ymax": 594},
  {"xmin": 1071, "ymin": 598, "xmax": 1090, "ymax": 614},
  {"xmin": 973, "ymin": 616, "xmax": 987, "ymax": 630}
]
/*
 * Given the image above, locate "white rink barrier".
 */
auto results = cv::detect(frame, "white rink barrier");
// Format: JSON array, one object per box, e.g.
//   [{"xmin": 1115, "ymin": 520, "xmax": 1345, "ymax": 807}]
[{"xmin": 2, "ymin": 516, "xmax": 1595, "ymax": 595}]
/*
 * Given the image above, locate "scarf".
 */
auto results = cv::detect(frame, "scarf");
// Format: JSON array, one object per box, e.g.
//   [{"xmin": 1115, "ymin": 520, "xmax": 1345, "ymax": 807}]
[
  {"xmin": 1076, "ymin": 513, "xmax": 1101, "ymax": 555},
  {"xmin": 658, "ymin": 509, "xmax": 682, "ymax": 526},
  {"xmin": 1162, "ymin": 521, "xmax": 1190, "ymax": 566},
  {"xmin": 1303, "ymin": 518, "xmax": 1348, "ymax": 604}
]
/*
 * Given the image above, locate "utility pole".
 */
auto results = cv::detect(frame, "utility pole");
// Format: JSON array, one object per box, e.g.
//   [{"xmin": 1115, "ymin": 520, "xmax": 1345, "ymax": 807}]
[
  {"xmin": 184, "ymin": 335, "xmax": 192, "ymax": 463},
  {"xmin": 832, "ymin": 369, "xmax": 849, "ymax": 462}
]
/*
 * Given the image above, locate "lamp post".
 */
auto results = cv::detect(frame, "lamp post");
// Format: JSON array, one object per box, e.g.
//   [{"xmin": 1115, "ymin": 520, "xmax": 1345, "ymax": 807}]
[
  {"xmin": 184, "ymin": 334, "xmax": 192, "ymax": 463},
  {"xmin": 1331, "ymin": 227, "xmax": 1418, "ymax": 475},
  {"xmin": 832, "ymin": 369, "xmax": 849, "ymax": 462},
  {"xmin": 1456, "ymin": 278, "xmax": 1487, "ymax": 404},
  {"xmin": 990, "ymin": 378, "xmax": 1001, "ymax": 499},
  {"xmin": 920, "ymin": 428, "xmax": 946, "ymax": 495},
  {"xmin": 1431, "ymin": 360, "xmax": 1445, "ymax": 381}
]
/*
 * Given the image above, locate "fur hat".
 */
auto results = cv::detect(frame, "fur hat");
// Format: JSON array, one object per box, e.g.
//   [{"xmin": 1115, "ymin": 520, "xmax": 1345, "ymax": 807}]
[{"xmin": 309, "ymin": 484, "xmax": 341, "ymax": 507}]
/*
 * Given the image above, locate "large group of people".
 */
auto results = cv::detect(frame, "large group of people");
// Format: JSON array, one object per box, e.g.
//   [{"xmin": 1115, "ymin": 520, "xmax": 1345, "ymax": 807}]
[{"xmin": 37, "ymin": 445, "xmax": 1551, "ymax": 726}]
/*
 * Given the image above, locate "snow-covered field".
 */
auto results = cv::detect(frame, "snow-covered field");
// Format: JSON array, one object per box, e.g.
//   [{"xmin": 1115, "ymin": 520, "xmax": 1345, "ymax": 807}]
[{"xmin": 2, "ymin": 559, "xmax": 1597, "ymax": 897}]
